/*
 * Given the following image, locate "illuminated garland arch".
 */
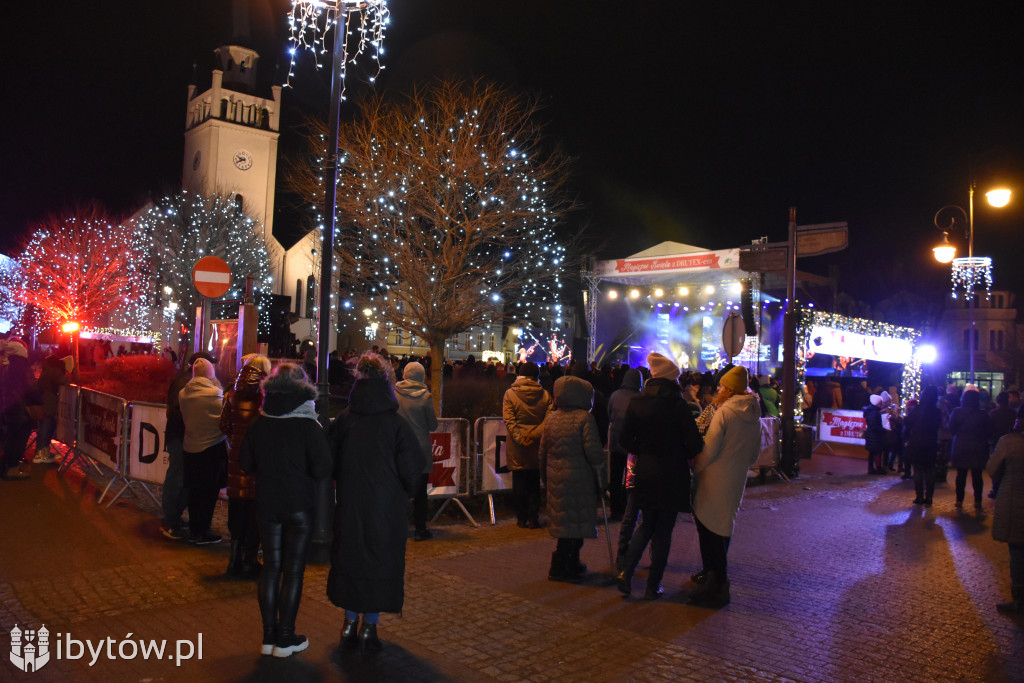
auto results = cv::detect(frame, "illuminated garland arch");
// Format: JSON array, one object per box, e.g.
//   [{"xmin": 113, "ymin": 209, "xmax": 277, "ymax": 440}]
[{"xmin": 795, "ymin": 309, "xmax": 922, "ymax": 420}]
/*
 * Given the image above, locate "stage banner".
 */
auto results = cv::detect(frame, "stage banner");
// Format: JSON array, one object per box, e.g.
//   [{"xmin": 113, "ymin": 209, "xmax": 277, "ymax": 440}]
[
  {"xmin": 127, "ymin": 402, "xmax": 170, "ymax": 486},
  {"xmin": 78, "ymin": 389, "xmax": 126, "ymax": 471},
  {"xmin": 428, "ymin": 419, "xmax": 463, "ymax": 498},
  {"xmin": 754, "ymin": 417, "xmax": 780, "ymax": 468},
  {"xmin": 817, "ymin": 408, "xmax": 866, "ymax": 445},
  {"xmin": 594, "ymin": 248, "xmax": 740, "ymax": 278},
  {"xmin": 55, "ymin": 384, "xmax": 78, "ymax": 446},
  {"xmin": 478, "ymin": 418, "xmax": 513, "ymax": 492}
]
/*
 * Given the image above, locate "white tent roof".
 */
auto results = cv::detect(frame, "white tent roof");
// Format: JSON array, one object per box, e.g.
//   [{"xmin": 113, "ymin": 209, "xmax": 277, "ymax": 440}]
[{"xmin": 593, "ymin": 241, "xmax": 749, "ymax": 286}]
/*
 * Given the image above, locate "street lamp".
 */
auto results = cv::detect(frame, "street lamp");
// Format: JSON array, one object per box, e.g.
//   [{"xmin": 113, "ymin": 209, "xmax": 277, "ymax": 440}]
[
  {"xmin": 61, "ymin": 320, "xmax": 80, "ymax": 383},
  {"xmin": 932, "ymin": 184, "xmax": 1011, "ymax": 384},
  {"xmin": 285, "ymin": 0, "xmax": 389, "ymax": 424}
]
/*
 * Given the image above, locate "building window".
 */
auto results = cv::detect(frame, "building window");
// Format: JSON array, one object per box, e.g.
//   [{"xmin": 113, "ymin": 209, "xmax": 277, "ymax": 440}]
[
  {"xmin": 963, "ymin": 328, "xmax": 978, "ymax": 350},
  {"xmin": 996, "ymin": 294, "xmax": 1005, "ymax": 308},
  {"xmin": 998, "ymin": 330, "xmax": 1005, "ymax": 351},
  {"xmin": 234, "ymin": 194, "xmax": 244, "ymax": 215},
  {"xmin": 295, "ymin": 280, "xmax": 303, "ymax": 317},
  {"xmin": 990, "ymin": 330, "xmax": 996, "ymax": 351}
]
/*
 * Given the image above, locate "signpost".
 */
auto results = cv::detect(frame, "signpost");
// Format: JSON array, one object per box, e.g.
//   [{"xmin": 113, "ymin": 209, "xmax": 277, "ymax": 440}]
[{"xmin": 191, "ymin": 256, "xmax": 231, "ymax": 355}]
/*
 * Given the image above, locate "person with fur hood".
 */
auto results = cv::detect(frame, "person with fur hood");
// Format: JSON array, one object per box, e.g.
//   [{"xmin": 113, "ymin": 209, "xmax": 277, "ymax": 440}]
[
  {"xmin": 241, "ymin": 363, "xmax": 332, "ymax": 657},
  {"xmin": 394, "ymin": 361, "xmax": 439, "ymax": 541},
  {"xmin": 617, "ymin": 352, "xmax": 704, "ymax": 599},
  {"xmin": 688, "ymin": 365, "xmax": 762, "ymax": 608},
  {"xmin": 538, "ymin": 375, "xmax": 607, "ymax": 583},
  {"xmin": 220, "ymin": 354, "xmax": 272, "ymax": 578},
  {"xmin": 178, "ymin": 357, "xmax": 228, "ymax": 545},
  {"xmin": 503, "ymin": 361, "xmax": 552, "ymax": 528}
]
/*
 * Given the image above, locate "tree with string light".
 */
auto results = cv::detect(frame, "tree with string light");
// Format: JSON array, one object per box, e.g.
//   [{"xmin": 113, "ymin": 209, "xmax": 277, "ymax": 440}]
[
  {"xmin": 5, "ymin": 207, "xmax": 150, "ymax": 333},
  {"xmin": 287, "ymin": 80, "xmax": 578, "ymax": 407},
  {"xmin": 133, "ymin": 190, "xmax": 277, "ymax": 350}
]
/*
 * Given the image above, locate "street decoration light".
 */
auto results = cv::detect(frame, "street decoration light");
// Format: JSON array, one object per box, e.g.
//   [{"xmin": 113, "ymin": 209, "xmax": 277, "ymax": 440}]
[
  {"xmin": 932, "ymin": 184, "xmax": 1011, "ymax": 383},
  {"xmin": 285, "ymin": 0, "xmax": 390, "ymax": 424}
]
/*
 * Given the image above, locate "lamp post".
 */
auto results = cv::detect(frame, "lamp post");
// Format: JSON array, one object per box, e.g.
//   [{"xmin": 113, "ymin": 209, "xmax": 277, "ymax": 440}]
[{"xmin": 933, "ymin": 185, "xmax": 1011, "ymax": 384}]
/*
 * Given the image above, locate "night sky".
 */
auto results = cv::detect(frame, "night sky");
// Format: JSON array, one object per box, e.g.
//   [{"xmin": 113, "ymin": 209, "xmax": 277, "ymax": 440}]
[{"xmin": 2, "ymin": 1, "xmax": 1023, "ymax": 307}]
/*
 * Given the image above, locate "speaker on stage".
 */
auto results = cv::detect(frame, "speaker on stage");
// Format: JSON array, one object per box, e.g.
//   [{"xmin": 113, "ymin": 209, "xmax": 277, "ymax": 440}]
[{"xmin": 740, "ymin": 280, "xmax": 757, "ymax": 336}]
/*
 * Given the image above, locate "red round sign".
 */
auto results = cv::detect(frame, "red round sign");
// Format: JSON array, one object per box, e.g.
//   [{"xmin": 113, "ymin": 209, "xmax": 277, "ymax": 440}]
[{"xmin": 192, "ymin": 256, "xmax": 232, "ymax": 298}]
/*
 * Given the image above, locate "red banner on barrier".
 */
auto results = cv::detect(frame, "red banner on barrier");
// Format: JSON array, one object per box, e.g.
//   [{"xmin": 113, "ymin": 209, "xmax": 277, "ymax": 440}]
[
  {"xmin": 429, "ymin": 432, "xmax": 457, "ymax": 493},
  {"xmin": 818, "ymin": 409, "xmax": 867, "ymax": 445}
]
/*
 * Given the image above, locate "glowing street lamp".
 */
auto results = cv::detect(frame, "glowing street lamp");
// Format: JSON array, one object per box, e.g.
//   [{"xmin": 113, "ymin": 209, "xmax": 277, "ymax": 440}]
[
  {"xmin": 62, "ymin": 320, "xmax": 80, "ymax": 382},
  {"xmin": 932, "ymin": 184, "xmax": 1011, "ymax": 383}
]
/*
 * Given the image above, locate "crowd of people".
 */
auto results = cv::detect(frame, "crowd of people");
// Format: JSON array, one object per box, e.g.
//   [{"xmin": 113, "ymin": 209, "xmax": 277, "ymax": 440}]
[
  {"xmin": 6, "ymin": 328, "xmax": 1020, "ymax": 657},
  {"xmin": 860, "ymin": 381, "xmax": 1024, "ymax": 614}
]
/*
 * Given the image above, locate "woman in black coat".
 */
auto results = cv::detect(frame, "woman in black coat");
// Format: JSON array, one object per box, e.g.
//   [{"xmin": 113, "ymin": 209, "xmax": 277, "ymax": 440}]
[
  {"xmin": 240, "ymin": 364, "xmax": 333, "ymax": 658},
  {"xmin": 327, "ymin": 352, "xmax": 421, "ymax": 652},
  {"xmin": 903, "ymin": 385, "xmax": 942, "ymax": 506},
  {"xmin": 949, "ymin": 388, "xmax": 992, "ymax": 509},
  {"xmin": 863, "ymin": 395, "xmax": 886, "ymax": 474}
]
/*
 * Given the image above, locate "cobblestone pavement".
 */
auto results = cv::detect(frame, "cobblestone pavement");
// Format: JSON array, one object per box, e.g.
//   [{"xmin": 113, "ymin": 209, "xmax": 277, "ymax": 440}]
[{"xmin": 1, "ymin": 445, "xmax": 1021, "ymax": 682}]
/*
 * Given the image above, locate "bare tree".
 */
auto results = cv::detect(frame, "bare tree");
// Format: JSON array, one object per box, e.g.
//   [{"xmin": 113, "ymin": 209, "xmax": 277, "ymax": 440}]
[
  {"xmin": 134, "ymin": 190, "xmax": 276, "ymax": 349},
  {"xmin": 288, "ymin": 81, "xmax": 578, "ymax": 405}
]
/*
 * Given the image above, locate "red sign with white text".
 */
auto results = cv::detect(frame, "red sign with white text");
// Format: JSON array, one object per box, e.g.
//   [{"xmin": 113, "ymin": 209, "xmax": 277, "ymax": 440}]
[{"xmin": 817, "ymin": 409, "xmax": 866, "ymax": 445}]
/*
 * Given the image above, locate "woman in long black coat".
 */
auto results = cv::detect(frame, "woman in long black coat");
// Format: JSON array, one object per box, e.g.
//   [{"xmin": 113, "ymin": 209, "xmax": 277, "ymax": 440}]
[
  {"xmin": 327, "ymin": 352, "xmax": 421, "ymax": 652},
  {"xmin": 903, "ymin": 385, "xmax": 942, "ymax": 506},
  {"xmin": 949, "ymin": 388, "xmax": 992, "ymax": 509}
]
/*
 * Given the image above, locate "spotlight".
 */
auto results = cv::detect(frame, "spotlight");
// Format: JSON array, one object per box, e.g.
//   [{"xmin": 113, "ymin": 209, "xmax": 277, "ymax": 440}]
[
  {"xmin": 704, "ymin": 285, "xmax": 715, "ymax": 295},
  {"xmin": 918, "ymin": 344, "xmax": 938, "ymax": 364},
  {"xmin": 677, "ymin": 286, "xmax": 689, "ymax": 296},
  {"xmin": 653, "ymin": 287, "xmax": 664, "ymax": 298},
  {"xmin": 608, "ymin": 290, "xmax": 618, "ymax": 300},
  {"xmin": 731, "ymin": 282, "xmax": 742, "ymax": 294},
  {"xmin": 629, "ymin": 289, "xmax": 640, "ymax": 299}
]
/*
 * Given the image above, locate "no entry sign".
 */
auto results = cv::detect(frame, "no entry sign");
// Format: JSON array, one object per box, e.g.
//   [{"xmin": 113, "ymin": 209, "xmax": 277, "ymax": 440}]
[{"xmin": 192, "ymin": 256, "xmax": 232, "ymax": 298}]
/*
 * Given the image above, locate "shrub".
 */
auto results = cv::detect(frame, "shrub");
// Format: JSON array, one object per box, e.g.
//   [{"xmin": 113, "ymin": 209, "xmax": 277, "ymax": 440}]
[{"xmin": 85, "ymin": 355, "xmax": 178, "ymax": 403}]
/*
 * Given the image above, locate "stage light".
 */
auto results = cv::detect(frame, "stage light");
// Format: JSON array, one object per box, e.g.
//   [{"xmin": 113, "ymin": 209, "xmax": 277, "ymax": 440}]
[
  {"xmin": 704, "ymin": 285, "xmax": 715, "ymax": 295},
  {"xmin": 653, "ymin": 287, "xmax": 664, "ymax": 298},
  {"xmin": 608, "ymin": 289, "xmax": 618, "ymax": 299},
  {"xmin": 629, "ymin": 289, "xmax": 640, "ymax": 299},
  {"xmin": 726, "ymin": 300, "xmax": 734, "ymax": 306},
  {"xmin": 682, "ymin": 306, "xmax": 689, "ymax": 311},
  {"xmin": 918, "ymin": 344, "xmax": 938, "ymax": 364},
  {"xmin": 808, "ymin": 303, "xmax": 815, "ymax": 308},
  {"xmin": 677, "ymin": 286, "xmax": 689, "ymax": 296},
  {"xmin": 512, "ymin": 328, "xmax": 522, "ymax": 336},
  {"xmin": 731, "ymin": 282, "xmax": 742, "ymax": 294}
]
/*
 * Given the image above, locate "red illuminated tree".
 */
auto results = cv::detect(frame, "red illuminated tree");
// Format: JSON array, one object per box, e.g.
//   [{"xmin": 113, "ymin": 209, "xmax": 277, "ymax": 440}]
[{"xmin": 9, "ymin": 207, "xmax": 150, "ymax": 331}]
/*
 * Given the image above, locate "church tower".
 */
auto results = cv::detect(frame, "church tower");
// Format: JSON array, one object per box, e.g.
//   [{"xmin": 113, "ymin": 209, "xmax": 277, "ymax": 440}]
[
  {"xmin": 180, "ymin": 3, "xmax": 317, "ymax": 336},
  {"xmin": 182, "ymin": 44, "xmax": 283, "ymax": 268}
]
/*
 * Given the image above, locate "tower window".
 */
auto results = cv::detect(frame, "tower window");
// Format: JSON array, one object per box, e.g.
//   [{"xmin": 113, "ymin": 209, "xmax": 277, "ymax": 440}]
[
  {"xmin": 234, "ymin": 194, "xmax": 243, "ymax": 214},
  {"xmin": 295, "ymin": 280, "xmax": 302, "ymax": 317}
]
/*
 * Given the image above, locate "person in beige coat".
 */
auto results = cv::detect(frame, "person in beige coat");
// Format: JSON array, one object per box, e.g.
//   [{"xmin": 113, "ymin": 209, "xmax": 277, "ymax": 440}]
[
  {"xmin": 988, "ymin": 418, "xmax": 1024, "ymax": 614},
  {"xmin": 689, "ymin": 365, "xmax": 761, "ymax": 608},
  {"xmin": 503, "ymin": 362, "xmax": 552, "ymax": 528},
  {"xmin": 179, "ymin": 357, "xmax": 228, "ymax": 545},
  {"xmin": 539, "ymin": 375, "xmax": 607, "ymax": 582}
]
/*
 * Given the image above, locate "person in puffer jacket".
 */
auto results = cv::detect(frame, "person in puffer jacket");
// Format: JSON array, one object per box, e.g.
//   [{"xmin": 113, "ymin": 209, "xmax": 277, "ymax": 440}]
[
  {"xmin": 179, "ymin": 357, "xmax": 228, "ymax": 545},
  {"xmin": 221, "ymin": 354, "xmax": 272, "ymax": 577},
  {"xmin": 394, "ymin": 361, "xmax": 439, "ymax": 541},
  {"xmin": 503, "ymin": 362, "xmax": 552, "ymax": 528},
  {"xmin": 688, "ymin": 364, "xmax": 762, "ymax": 608},
  {"xmin": 539, "ymin": 375, "xmax": 607, "ymax": 583}
]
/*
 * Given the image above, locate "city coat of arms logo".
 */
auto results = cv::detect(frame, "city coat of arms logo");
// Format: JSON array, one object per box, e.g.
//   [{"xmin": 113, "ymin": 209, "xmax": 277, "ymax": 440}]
[{"xmin": 10, "ymin": 624, "xmax": 51, "ymax": 673}]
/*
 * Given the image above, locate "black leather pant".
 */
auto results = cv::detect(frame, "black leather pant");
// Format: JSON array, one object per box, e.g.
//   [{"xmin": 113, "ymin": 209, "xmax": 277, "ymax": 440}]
[{"xmin": 258, "ymin": 509, "xmax": 312, "ymax": 637}]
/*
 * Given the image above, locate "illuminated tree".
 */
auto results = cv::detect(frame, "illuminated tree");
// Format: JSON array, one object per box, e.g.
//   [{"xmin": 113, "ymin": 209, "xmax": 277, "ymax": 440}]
[
  {"xmin": 134, "ymin": 190, "xmax": 276, "ymax": 339},
  {"xmin": 288, "ymin": 81, "xmax": 578, "ymax": 403},
  {"xmin": 8, "ymin": 207, "xmax": 150, "ymax": 331}
]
